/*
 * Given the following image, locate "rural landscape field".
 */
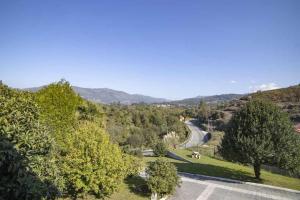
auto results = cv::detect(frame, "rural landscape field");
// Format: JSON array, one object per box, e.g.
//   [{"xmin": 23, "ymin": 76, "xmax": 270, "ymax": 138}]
[{"xmin": 1, "ymin": 1, "xmax": 299, "ymax": 200}]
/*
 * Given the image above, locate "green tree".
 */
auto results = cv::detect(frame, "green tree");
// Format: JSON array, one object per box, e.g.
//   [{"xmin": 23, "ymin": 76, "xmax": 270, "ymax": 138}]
[
  {"xmin": 198, "ymin": 100, "xmax": 208, "ymax": 122},
  {"xmin": 220, "ymin": 99, "xmax": 300, "ymax": 179},
  {"xmin": 35, "ymin": 80, "xmax": 82, "ymax": 147},
  {"xmin": 143, "ymin": 128, "xmax": 159, "ymax": 148},
  {"xmin": 0, "ymin": 84, "xmax": 63, "ymax": 199},
  {"xmin": 62, "ymin": 122, "xmax": 134, "ymax": 199},
  {"xmin": 153, "ymin": 142, "xmax": 168, "ymax": 157},
  {"xmin": 77, "ymin": 101, "xmax": 104, "ymax": 124},
  {"xmin": 146, "ymin": 159, "xmax": 180, "ymax": 199}
]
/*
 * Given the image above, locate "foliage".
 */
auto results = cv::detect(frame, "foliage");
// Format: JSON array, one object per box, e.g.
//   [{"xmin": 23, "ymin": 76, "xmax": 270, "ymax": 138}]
[
  {"xmin": 62, "ymin": 122, "xmax": 138, "ymax": 199},
  {"xmin": 77, "ymin": 101, "xmax": 104, "ymax": 124},
  {"xmin": 123, "ymin": 154, "xmax": 144, "ymax": 176},
  {"xmin": 0, "ymin": 84, "xmax": 63, "ymax": 199},
  {"xmin": 251, "ymin": 85, "xmax": 300, "ymax": 103},
  {"xmin": 146, "ymin": 159, "xmax": 180, "ymax": 198},
  {"xmin": 104, "ymin": 104, "xmax": 189, "ymax": 148},
  {"xmin": 219, "ymin": 99, "xmax": 300, "ymax": 179},
  {"xmin": 153, "ymin": 142, "xmax": 168, "ymax": 157},
  {"xmin": 197, "ymin": 100, "xmax": 208, "ymax": 122},
  {"xmin": 35, "ymin": 80, "xmax": 82, "ymax": 147}
]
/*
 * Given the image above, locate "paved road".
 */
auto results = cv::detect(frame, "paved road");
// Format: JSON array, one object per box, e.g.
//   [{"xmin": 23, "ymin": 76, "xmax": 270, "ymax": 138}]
[
  {"xmin": 170, "ymin": 173, "xmax": 300, "ymax": 200},
  {"xmin": 180, "ymin": 119, "xmax": 208, "ymax": 148}
]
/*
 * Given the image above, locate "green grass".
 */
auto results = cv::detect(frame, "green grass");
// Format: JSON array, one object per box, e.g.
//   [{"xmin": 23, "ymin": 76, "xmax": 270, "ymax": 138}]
[
  {"xmin": 144, "ymin": 149, "xmax": 300, "ymax": 191},
  {"xmin": 59, "ymin": 176, "xmax": 150, "ymax": 200},
  {"xmin": 107, "ymin": 176, "xmax": 150, "ymax": 200}
]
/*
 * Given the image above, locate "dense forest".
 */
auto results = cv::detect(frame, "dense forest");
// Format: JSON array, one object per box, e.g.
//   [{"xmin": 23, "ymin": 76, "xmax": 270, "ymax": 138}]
[{"xmin": 104, "ymin": 104, "xmax": 189, "ymax": 154}]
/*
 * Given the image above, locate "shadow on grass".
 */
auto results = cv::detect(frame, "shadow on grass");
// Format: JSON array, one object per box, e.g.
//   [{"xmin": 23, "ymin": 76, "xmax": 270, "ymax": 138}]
[
  {"xmin": 124, "ymin": 176, "xmax": 150, "ymax": 198},
  {"xmin": 172, "ymin": 162, "xmax": 261, "ymax": 183}
]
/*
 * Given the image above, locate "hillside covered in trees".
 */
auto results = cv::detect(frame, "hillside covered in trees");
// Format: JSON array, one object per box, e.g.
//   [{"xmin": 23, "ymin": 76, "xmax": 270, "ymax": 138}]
[
  {"xmin": 104, "ymin": 104, "xmax": 190, "ymax": 153},
  {"xmin": 187, "ymin": 84, "xmax": 300, "ymax": 132}
]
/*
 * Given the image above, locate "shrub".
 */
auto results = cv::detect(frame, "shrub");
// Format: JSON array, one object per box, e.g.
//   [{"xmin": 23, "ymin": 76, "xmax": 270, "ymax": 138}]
[
  {"xmin": 146, "ymin": 159, "xmax": 180, "ymax": 198},
  {"xmin": 62, "ymin": 122, "xmax": 134, "ymax": 199},
  {"xmin": 153, "ymin": 142, "xmax": 168, "ymax": 157}
]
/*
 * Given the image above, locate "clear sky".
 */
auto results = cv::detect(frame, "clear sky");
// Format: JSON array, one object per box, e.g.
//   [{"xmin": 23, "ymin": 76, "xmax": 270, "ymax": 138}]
[{"xmin": 0, "ymin": 0, "xmax": 299, "ymax": 100}]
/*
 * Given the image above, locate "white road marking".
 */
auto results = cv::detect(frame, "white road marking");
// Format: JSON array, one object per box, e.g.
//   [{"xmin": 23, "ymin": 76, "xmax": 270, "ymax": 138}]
[
  {"xmin": 182, "ymin": 177, "xmax": 293, "ymax": 200},
  {"xmin": 197, "ymin": 184, "xmax": 215, "ymax": 200},
  {"xmin": 180, "ymin": 172, "xmax": 300, "ymax": 194}
]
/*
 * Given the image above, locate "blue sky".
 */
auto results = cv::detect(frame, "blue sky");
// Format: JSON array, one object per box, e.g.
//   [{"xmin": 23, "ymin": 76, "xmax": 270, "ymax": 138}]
[{"xmin": 0, "ymin": 0, "xmax": 299, "ymax": 100}]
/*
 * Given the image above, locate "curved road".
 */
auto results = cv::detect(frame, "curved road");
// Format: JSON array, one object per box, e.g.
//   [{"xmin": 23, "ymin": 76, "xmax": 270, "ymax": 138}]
[{"xmin": 180, "ymin": 119, "xmax": 208, "ymax": 149}]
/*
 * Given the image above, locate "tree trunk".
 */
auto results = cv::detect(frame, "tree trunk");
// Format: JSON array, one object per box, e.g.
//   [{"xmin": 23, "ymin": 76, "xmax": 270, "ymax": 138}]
[
  {"xmin": 253, "ymin": 161, "xmax": 261, "ymax": 179},
  {"xmin": 151, "ymin": 193, "xmax": 158, "ymax": 200}
]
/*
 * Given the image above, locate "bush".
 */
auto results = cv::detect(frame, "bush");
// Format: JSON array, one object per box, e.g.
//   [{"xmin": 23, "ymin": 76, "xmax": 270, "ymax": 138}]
[
  {"xmin": 62, "ymin": 122, "xmax": 134, "ymax": 199},
  {"xmin": 146, "ymin": 159, "xmax": 180, "ymax": 198},
  {"xmin": 153, "ymin": 142, "xmax": 168, "ymax": 157}
]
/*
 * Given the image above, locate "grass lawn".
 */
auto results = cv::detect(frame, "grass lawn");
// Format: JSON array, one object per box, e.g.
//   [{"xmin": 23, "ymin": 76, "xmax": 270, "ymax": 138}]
[
  {"xmin": 144, "ymin": 149, "xmax": 300, "ymax": 191},
  {"xmin": 59, "ymin": 176, "xmax": 150, "ymax": 200},
  {"xmin": 107, "ymin": 176, "xmax": 150, "ymax": 200}
]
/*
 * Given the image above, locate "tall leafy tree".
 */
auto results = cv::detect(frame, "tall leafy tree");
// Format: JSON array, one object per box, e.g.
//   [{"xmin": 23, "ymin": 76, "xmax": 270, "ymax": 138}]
[
  {"xmin": 35, "ymin": 80, "xmax": 82, "ymax": 147},
  {"xmin": 198, "ymin": 100, "xmax": 208, "ymax": 122},
  {"xmin": 0, "ymin": 84, "xmax": 63, "ymax": 199},
  {"xmin": 220, "ymin": 99, "xmax": 300, "ymax": 179}
]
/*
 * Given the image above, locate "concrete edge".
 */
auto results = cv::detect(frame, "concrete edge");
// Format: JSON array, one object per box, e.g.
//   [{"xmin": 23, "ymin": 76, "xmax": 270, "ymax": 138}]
[
  {"xmin": 167, "ymin": 151, "xmax": 192, "ymax": 163},
  {"xmin": 178, "ymin": 172, "xmax": 300, "ymax": 194}
]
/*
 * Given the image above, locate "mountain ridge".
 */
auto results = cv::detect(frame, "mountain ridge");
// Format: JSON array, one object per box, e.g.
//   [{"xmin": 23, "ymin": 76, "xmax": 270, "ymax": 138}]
[
  {"xmin": 23, "ymin": 85, "xmax": 244, "ymax": 105},
  {"xmin": 168, "ymin": 93, "xmax": 244, "ymax": 106},
  {"xmin": 23, "ymin": 86, "xmax": 168, "ymax": 105}
]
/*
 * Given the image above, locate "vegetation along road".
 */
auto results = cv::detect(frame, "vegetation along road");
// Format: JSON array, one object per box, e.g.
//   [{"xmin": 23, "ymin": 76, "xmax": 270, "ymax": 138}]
[{"xmin": 179, "ymin": 119, "xmax": 208, "ymax": 148}]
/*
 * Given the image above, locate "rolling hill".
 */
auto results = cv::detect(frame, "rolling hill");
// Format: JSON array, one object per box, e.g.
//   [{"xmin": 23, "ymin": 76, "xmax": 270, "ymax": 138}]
[
  {"xmin": 169, "ymin": 94, "xmax": 244, "ymax": 106},
  {"xmin": 209, "ymin": 85, "xmax": 300, "ymax": 131},
  {"xmin": 24, "ymin": 86, "xmax": 168, "ymax": 105}
]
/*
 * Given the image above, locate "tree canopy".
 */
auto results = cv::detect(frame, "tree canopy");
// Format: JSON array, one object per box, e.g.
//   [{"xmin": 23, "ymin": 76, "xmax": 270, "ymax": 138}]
[
  {"xmin": 104, "ymin": 104, "xmax": 189, "ymax": 149},
  {"xmin": 0, "ymin": 84, "xmax": 63, "ymax": 199},
  {"xmin": 62, "ymin": 122, "xmax": 136, "ymax": 199},
  {"xmin": 0, "ymin": 82, "xmax": 143, "ymax": 199},
  {"xmin": 220, "ymin": 99, "xmax": 300, "ymax": 179},
  {"xmin": 35, "ymin": 80, "xmax": 82, "ymax": 148}
]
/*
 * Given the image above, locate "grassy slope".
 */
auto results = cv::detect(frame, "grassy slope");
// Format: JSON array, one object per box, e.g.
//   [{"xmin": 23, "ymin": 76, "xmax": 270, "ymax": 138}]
[
  {"xmin": 107, "ymin": 176, "xmax": 149, "ymax": 200},
  {"xmin": 59, "ymin": 176, "xmax": 149, "ymax": 200},
  {"xmin": 144, "ymin": 149, "xmax": 300, "ymax": 191}
]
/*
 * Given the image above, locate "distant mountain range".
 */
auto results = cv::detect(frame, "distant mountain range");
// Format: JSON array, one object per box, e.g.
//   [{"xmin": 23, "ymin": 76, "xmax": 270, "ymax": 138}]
[
  {"xmin": 24, "ymin": 86, "xmax": 168, "ymax": 105},
  {"xmin": 168, "ymin": 94, "xmax": 244, "ymax": 106},
  {"xmin": 72, "ymin": 86, "xmax": 168, "ymax": 105},
  {"xmin": 24, "ymin": 85, "xmax": 243, "ymax": 105}
]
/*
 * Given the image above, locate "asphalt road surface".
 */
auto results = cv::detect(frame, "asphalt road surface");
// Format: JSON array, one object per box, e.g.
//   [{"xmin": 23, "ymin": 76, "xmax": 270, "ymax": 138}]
[
  {"xmin": 170, "ymin": 173, "xmax": 300, "ymax": 200},
  {"xmin": 180, "ymin": 119, "xmax": 208, "ymax": 148}
]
